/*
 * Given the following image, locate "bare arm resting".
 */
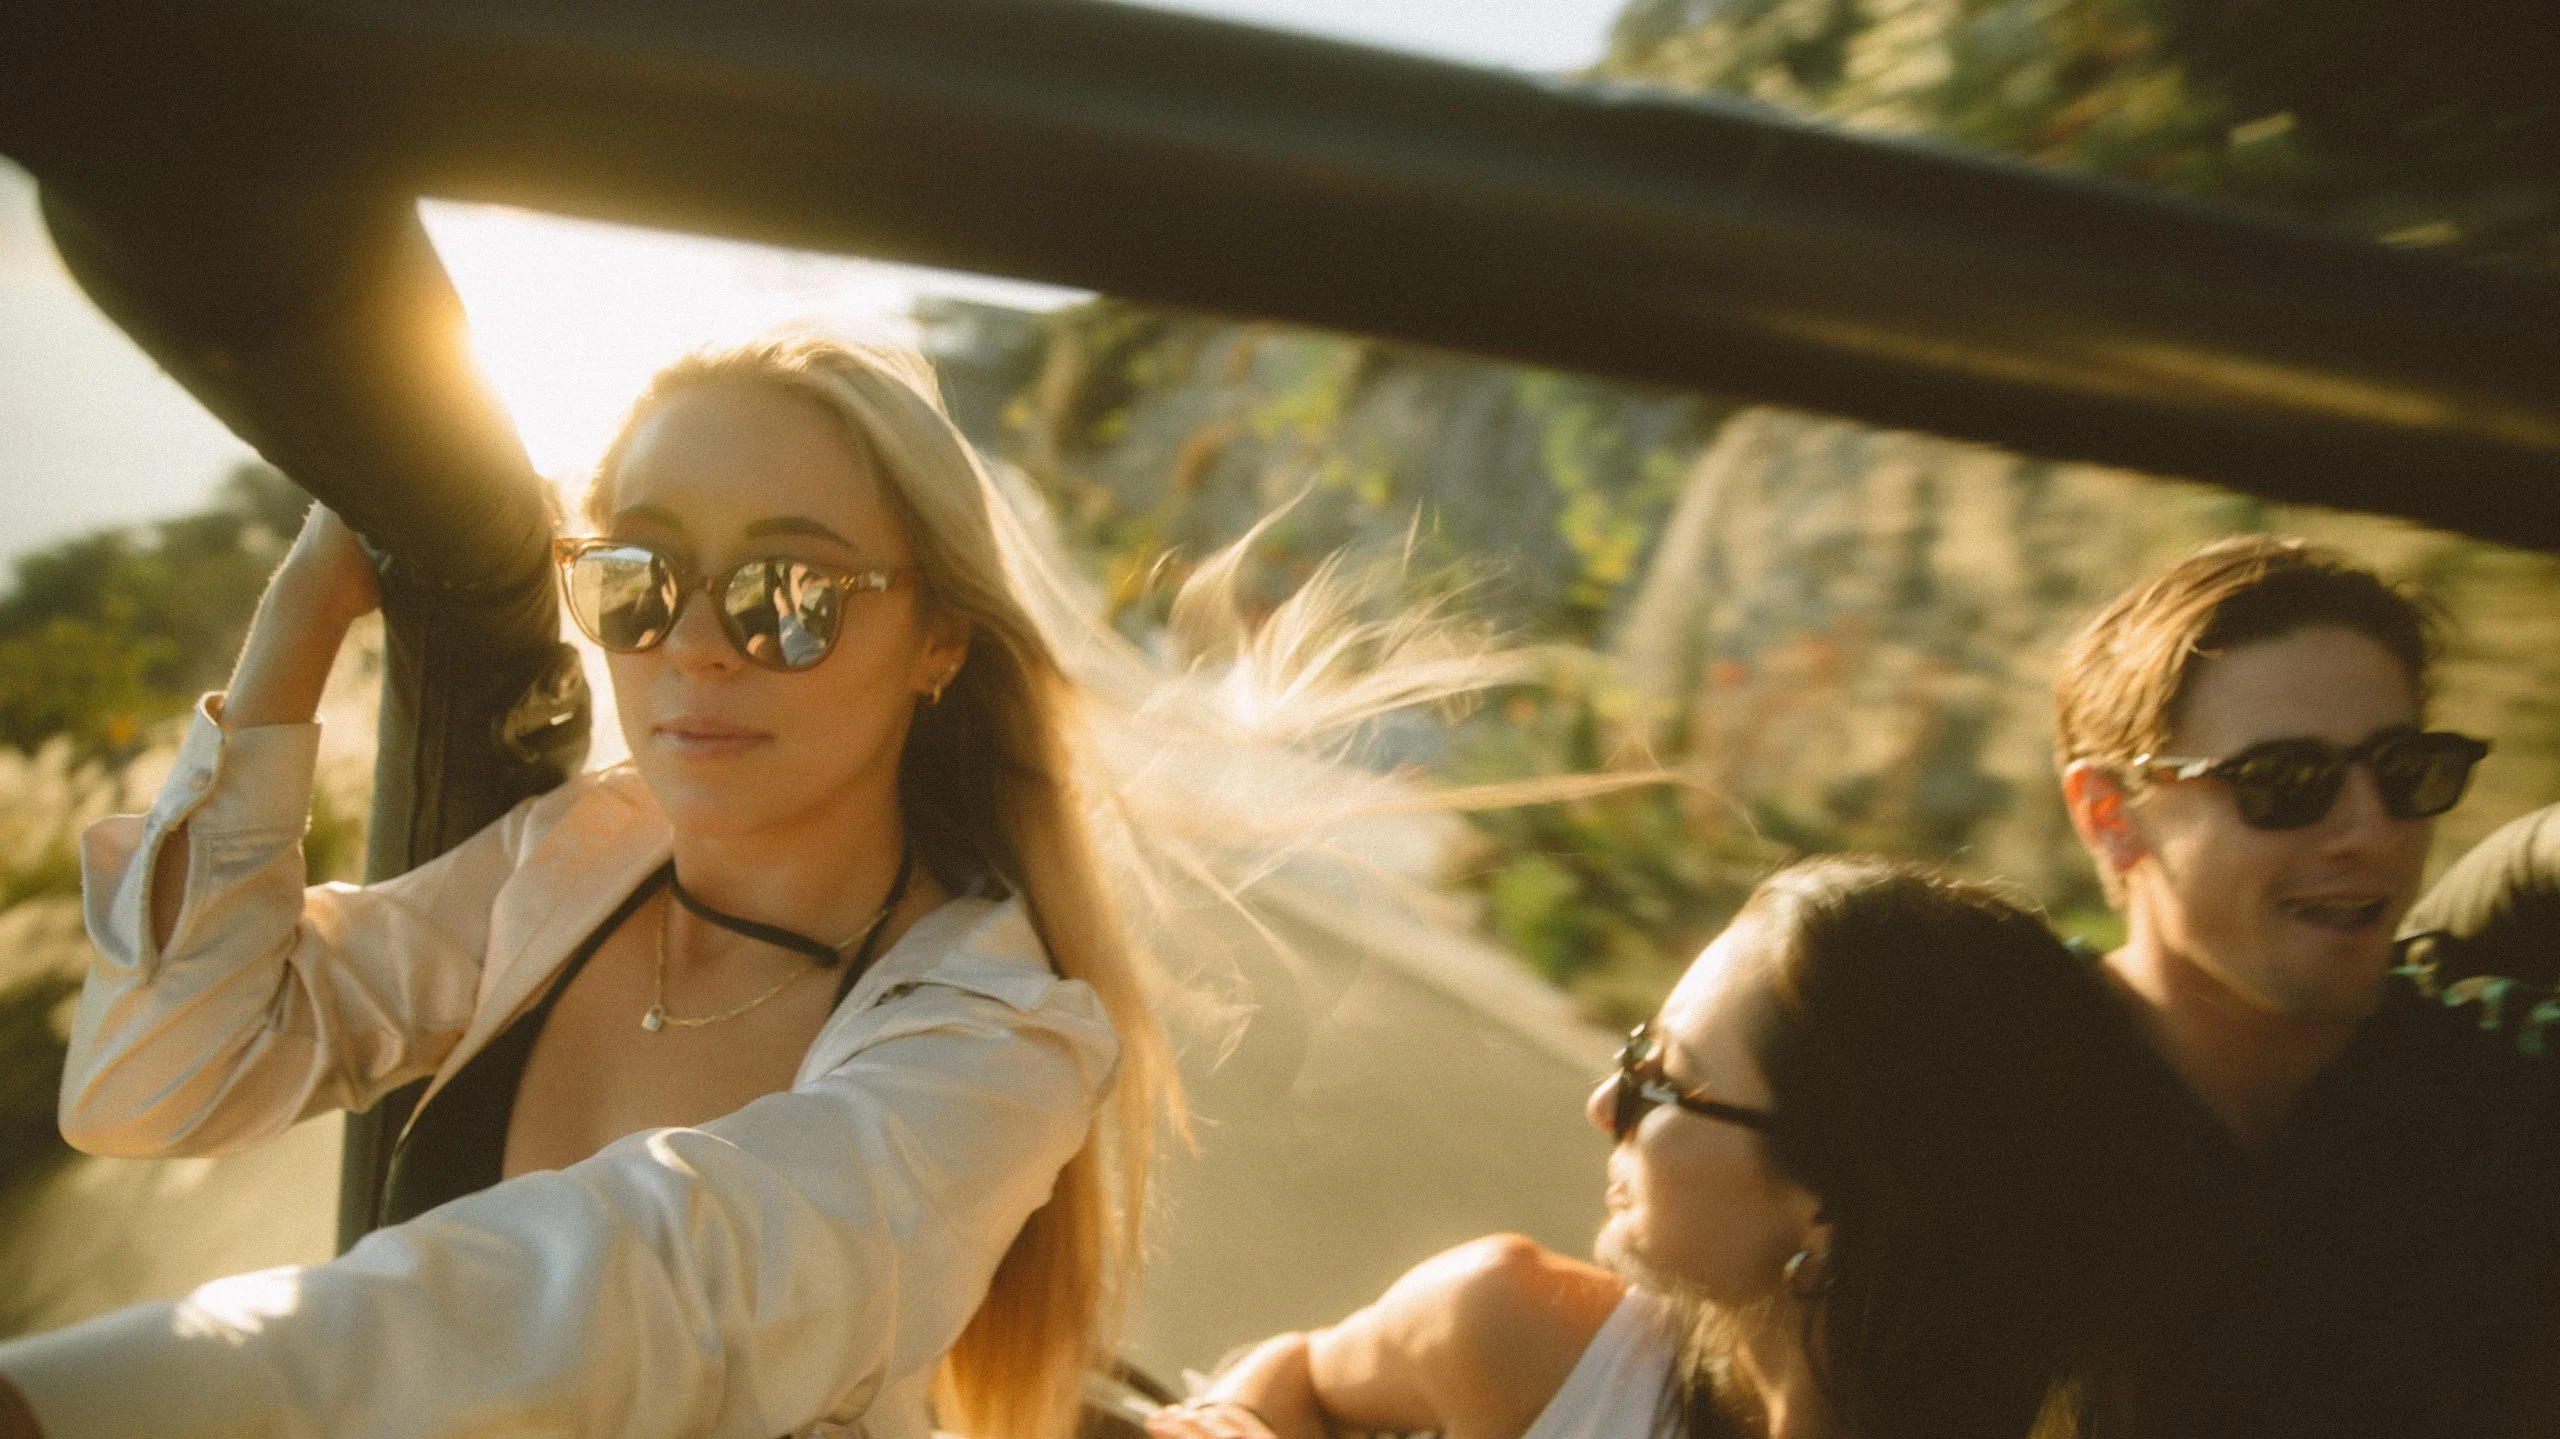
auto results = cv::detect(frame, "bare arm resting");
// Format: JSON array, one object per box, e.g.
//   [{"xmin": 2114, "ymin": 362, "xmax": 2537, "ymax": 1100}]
[{"xmin": 1150, "ymin": 1237, "xmax": 1622, "ymax": 1439}]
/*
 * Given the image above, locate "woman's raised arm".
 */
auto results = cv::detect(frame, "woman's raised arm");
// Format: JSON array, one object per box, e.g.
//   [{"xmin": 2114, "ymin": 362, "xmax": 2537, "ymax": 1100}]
[
  {"xmin": 63, "ymin": 503, "xmax": 538, "ymax": 1158},
  {"xmin": 149, "ymin": 505, "xmax": 379, "ymax": 949}
]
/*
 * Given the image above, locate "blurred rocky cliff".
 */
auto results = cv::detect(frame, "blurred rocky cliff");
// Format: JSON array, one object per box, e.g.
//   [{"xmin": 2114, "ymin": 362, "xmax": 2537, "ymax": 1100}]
[{"xmin": 917, "ymin": 0, "xmax": 2560, "ymax": 1016}]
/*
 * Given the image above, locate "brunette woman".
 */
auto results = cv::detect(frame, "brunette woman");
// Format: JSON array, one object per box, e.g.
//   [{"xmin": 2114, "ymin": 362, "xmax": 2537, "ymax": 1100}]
[{"xmin": 1149, "ymin": 857, "xmax": 2208, "ymax": 1439}]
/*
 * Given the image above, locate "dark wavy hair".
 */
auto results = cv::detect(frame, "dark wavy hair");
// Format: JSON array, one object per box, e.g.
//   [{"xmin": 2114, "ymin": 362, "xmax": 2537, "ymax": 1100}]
[{"xmin": 1679, "ymin": 857, "xmax": 2207, "ymax": 1439}]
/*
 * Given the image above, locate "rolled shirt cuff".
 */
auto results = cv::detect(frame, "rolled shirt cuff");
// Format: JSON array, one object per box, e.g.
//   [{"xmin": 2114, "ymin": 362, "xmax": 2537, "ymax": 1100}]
[{"xmin": 149, "ymin": 695, "xmax": 323, "ymax": 841}]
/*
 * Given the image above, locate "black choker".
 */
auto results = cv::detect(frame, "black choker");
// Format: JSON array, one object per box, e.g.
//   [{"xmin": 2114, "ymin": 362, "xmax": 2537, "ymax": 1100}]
[{"xmin": 667, "ymin": 848, "xmax": 917, "ymax": 968}]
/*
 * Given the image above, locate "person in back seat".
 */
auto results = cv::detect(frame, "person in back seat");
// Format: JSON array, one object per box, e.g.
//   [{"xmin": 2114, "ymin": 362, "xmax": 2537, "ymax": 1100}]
[
  {"xmin": 2049, "ymin": 535, "xmax": 2559, "ymax": 1436},
  {"xmin": 1150, "ymin": 856, "xmax": 2209, "ymax": 1439}
]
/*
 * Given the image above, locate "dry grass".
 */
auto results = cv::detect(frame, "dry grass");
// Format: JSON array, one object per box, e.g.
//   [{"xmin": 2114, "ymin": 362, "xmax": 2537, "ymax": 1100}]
[{"xmin": 0, "ymin": 621, "xmax": 379, "ymax": 1333}]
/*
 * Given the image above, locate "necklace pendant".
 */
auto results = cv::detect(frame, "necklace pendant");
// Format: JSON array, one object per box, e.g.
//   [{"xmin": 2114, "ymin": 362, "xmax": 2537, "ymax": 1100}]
[{"xmin": 641, "ymin": 1005, "xmax": 667, "ymax": 1033}]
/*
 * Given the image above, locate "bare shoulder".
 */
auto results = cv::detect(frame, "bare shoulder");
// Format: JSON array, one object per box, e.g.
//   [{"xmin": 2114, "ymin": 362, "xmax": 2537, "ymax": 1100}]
[
  {"xmin": 1426, "ymin": 1234, "xmax": 1624, "ymax": 1360},
  {"xmin": 1324, "ymin": 1235, "xmax": 1624, "ymax": 1439}
]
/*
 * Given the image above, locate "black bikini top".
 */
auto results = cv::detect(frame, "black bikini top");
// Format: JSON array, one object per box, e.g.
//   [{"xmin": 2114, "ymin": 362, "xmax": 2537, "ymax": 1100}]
[{"xmin": 377, "ymin": 853, "xmax": 915, "ymax": 1228}]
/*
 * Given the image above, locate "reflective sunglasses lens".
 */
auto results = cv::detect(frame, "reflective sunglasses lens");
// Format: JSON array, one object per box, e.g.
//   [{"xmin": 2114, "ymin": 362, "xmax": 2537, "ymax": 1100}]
[
  {"xmin": 566, "ymin": 546, "xmax": 677, "ymax": 652},
  {"xmin": 2375, "ymin": 736, "xmax": 2483, "ymax": 820},
  {"xmin": 2228, "ymin": 743, "xmax": 2345, "ymax": 830},
  {"xmin": 721, "ymin": 559, "xmax": 844, "ymax": 671}
]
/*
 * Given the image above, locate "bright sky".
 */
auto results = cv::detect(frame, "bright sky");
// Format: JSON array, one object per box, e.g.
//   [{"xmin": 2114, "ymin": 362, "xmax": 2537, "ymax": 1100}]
[
  {"xmin": 1125, "ymin": 0, "xmax": 1617, "ymax": 71},
  {"xmin": 0, "ymin": 164, "xmax": 263, "ymax": 560},
  {"xmin": 0, "ymin": 1, "xmax": 1620, "ymax": 564},
  {"xmin": 417, "ymin": 204, "xmax": 1089, "ymax": 494}
]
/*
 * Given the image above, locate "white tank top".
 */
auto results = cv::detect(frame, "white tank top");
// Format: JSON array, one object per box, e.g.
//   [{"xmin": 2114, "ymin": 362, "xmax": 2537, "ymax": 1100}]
[{"xmin": 1517, "ymin": 1287, "xmax": 1683, "ymax": 1439}]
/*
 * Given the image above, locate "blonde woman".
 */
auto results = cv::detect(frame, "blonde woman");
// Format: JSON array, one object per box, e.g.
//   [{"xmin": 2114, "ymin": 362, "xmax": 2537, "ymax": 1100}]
[{"xmin": 0, "ymin": 341, "xmax": 1187, "ymax": 1439}]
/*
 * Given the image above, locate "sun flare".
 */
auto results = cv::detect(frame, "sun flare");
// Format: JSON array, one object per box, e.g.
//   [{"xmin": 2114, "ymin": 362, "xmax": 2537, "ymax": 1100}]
[{"xmin": 417, "ymin": 201, "xmax": 1086, "ymax": 506}]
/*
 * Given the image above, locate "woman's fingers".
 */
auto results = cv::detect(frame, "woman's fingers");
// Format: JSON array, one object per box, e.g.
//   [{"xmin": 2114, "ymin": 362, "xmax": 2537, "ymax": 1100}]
[
  {"xmin": 280, "ymin": 504, "xmax": 383, "ymax": 625},
  {"xmin": 215, "ymin": 504, "xmax": 382, "ymax": 731},
  {"xmin": 1144, "ymin": 1400, "xmax": 1274, "ymax": 1439}
]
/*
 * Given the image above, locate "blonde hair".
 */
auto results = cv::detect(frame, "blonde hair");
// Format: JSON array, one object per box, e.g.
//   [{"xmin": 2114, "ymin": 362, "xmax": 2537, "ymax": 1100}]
[{"xmin": 589, "ymin": 338, "xmax": 1169, "ymax": 1439}]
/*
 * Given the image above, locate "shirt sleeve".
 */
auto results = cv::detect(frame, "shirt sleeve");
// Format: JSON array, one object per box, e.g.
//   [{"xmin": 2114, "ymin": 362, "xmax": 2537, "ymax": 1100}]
[
  {"xmin": 2403, "ymin": 801, "xmax": 2560, "ymax": 986},
  {"xmin": 0, "ymin": 977, "xmax": 1119, "ymax": 1439},
  {"xmin": 63, "ymin": 696, "xmax": 533, "ymax": 1158}
]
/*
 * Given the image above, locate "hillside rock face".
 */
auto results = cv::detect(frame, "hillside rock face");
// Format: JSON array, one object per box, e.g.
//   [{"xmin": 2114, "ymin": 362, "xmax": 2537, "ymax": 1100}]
[
  {"xmin": 917, "ymin": 0, "xmax": 2560, "ymax": 984},
  {"xmin": 935, "ymin": 299, "xmax": 2560, "ymax": 952},
  {"xmin": 1614, "ymin": 408, "xmax": 2560, "ymax": 913},
  {"xmin": 927, "ymin": 300, "xmax": 1720, "ymax": 638}
]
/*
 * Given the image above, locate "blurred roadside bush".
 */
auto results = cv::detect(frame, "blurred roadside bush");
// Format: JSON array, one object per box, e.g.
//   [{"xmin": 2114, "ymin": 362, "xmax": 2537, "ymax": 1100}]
[
  {"xmin": 0, "ymin": 464, "xmax": 304, "ymax": 759},
  {"xmin": 1442, "ymin": 662, "xmax": 1788, "ymax": 1029},
  {"xmin": 1605, "ymin": 0, "xmax": 2560, "ymax": 268},
  {"xmin": 0, "ymin": 466, "xmax": 370, "ymax": 1215}
]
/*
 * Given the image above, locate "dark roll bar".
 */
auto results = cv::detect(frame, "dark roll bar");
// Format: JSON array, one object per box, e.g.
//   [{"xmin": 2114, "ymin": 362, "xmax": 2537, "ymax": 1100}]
[
  {"xmin": 2, "ymin": 0, "xmax": 2556, "ymax": 1242},
  {"xmin": 7, "ymin": 0, "xmax": 2559, "ymax": 546},
  {"xmin": 30, "ymin": 172, "xmax": 589, "ymax": 1248}
]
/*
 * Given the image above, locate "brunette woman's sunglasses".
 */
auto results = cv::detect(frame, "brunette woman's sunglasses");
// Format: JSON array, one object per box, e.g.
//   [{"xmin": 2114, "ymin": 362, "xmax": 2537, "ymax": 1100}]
[
  {"xmin": 1610, "ymin": 1021, "xmax": 1778, "ymax": 1142},
  {"xmin": 553, "ymin": 539, "xmax": 911, "ymax": 673},
  {"xmin": 2128, "ymin": 726, "xmax": 2489, "ymax": 831}
]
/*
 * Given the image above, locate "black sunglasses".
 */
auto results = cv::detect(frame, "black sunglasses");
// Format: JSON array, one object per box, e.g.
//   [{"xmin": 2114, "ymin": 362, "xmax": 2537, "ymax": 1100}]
[
  {"xmin": 1609, "ymin": 1021, "xmax": 1778, "ymax": 1142},
  {"xmin": 2128, "ymin": 726, "xmax": 2489, "ymax": 831},
  {"xmin": 555, "ymin": 538, "xmax": 911, "ymax": 673}
]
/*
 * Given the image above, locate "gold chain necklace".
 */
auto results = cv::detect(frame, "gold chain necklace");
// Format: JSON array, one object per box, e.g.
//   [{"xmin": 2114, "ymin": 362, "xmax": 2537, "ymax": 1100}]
[{"xmin": 641, "ymin": 880, "xmax": 902, "ymax": 1034}]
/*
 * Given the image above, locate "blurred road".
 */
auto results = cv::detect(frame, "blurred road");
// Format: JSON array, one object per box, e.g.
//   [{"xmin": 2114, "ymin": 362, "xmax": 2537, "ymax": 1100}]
[{"xmin": 1128, "ymin": 879, "xmax": 1617, "ymax": 1381}]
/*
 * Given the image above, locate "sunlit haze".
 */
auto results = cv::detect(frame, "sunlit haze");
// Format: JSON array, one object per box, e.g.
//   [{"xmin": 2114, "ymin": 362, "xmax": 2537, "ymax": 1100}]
[
  {"xmin": 0, "ymin": 172, "xmax": 1095, "ymax": 567},
  {"xmin": 2, "ymin": 0, "xmax": 1620, "ymax": 563},
  {"xmin": 417, "ymin": 203, "xmax": 1086, "ymax": 497},
  {"xmin": 410, "ymin": 203, "xmax": 1097, "ymax": 772},
  {"xmin": 0, "ymin": 163, "xmax": 259, "ymax": 560}
]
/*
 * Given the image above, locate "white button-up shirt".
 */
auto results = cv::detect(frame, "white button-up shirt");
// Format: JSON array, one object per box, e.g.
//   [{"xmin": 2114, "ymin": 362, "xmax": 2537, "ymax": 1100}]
[{"xmin": 0, "ymin": 701, "xmax": 1118, "ymax": 1439}]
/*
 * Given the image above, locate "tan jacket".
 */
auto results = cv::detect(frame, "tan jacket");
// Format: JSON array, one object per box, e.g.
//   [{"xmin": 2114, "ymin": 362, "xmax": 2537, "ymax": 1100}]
[{"xmin": 0, "ymin": 701, "xmax": 1117, "ymax": 1439}]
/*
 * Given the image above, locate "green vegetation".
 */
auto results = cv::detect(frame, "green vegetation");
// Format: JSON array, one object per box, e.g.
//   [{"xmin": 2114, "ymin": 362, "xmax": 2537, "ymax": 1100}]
[
  {"xmin": 0, "ymin": 974, "xmax": 86, "ymax": 1194},
  {"xmin": 0, "ymin": 465, "xmax": 371, "ymax": 1210},
  {"xmin": 0, "ymin": 464, "xmax": 306, "ymax": 758},
  {"xmin": 1446, "ymin": 672, "xmax": 1790, "ymax": 1028},
  {"xmin": 1603, "ymin": 0, "xmax": 2560, "ymax": 266},
  {"xmin": 1001, "ymin": 304, "xmax": 1724, "ymax": 647}
]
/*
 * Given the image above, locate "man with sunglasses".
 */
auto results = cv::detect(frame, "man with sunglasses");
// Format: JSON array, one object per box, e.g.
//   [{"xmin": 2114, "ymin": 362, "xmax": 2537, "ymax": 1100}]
[{"xmin": 2055, "ymin": 535, "xmax": 2560, "ymax": 1436}]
